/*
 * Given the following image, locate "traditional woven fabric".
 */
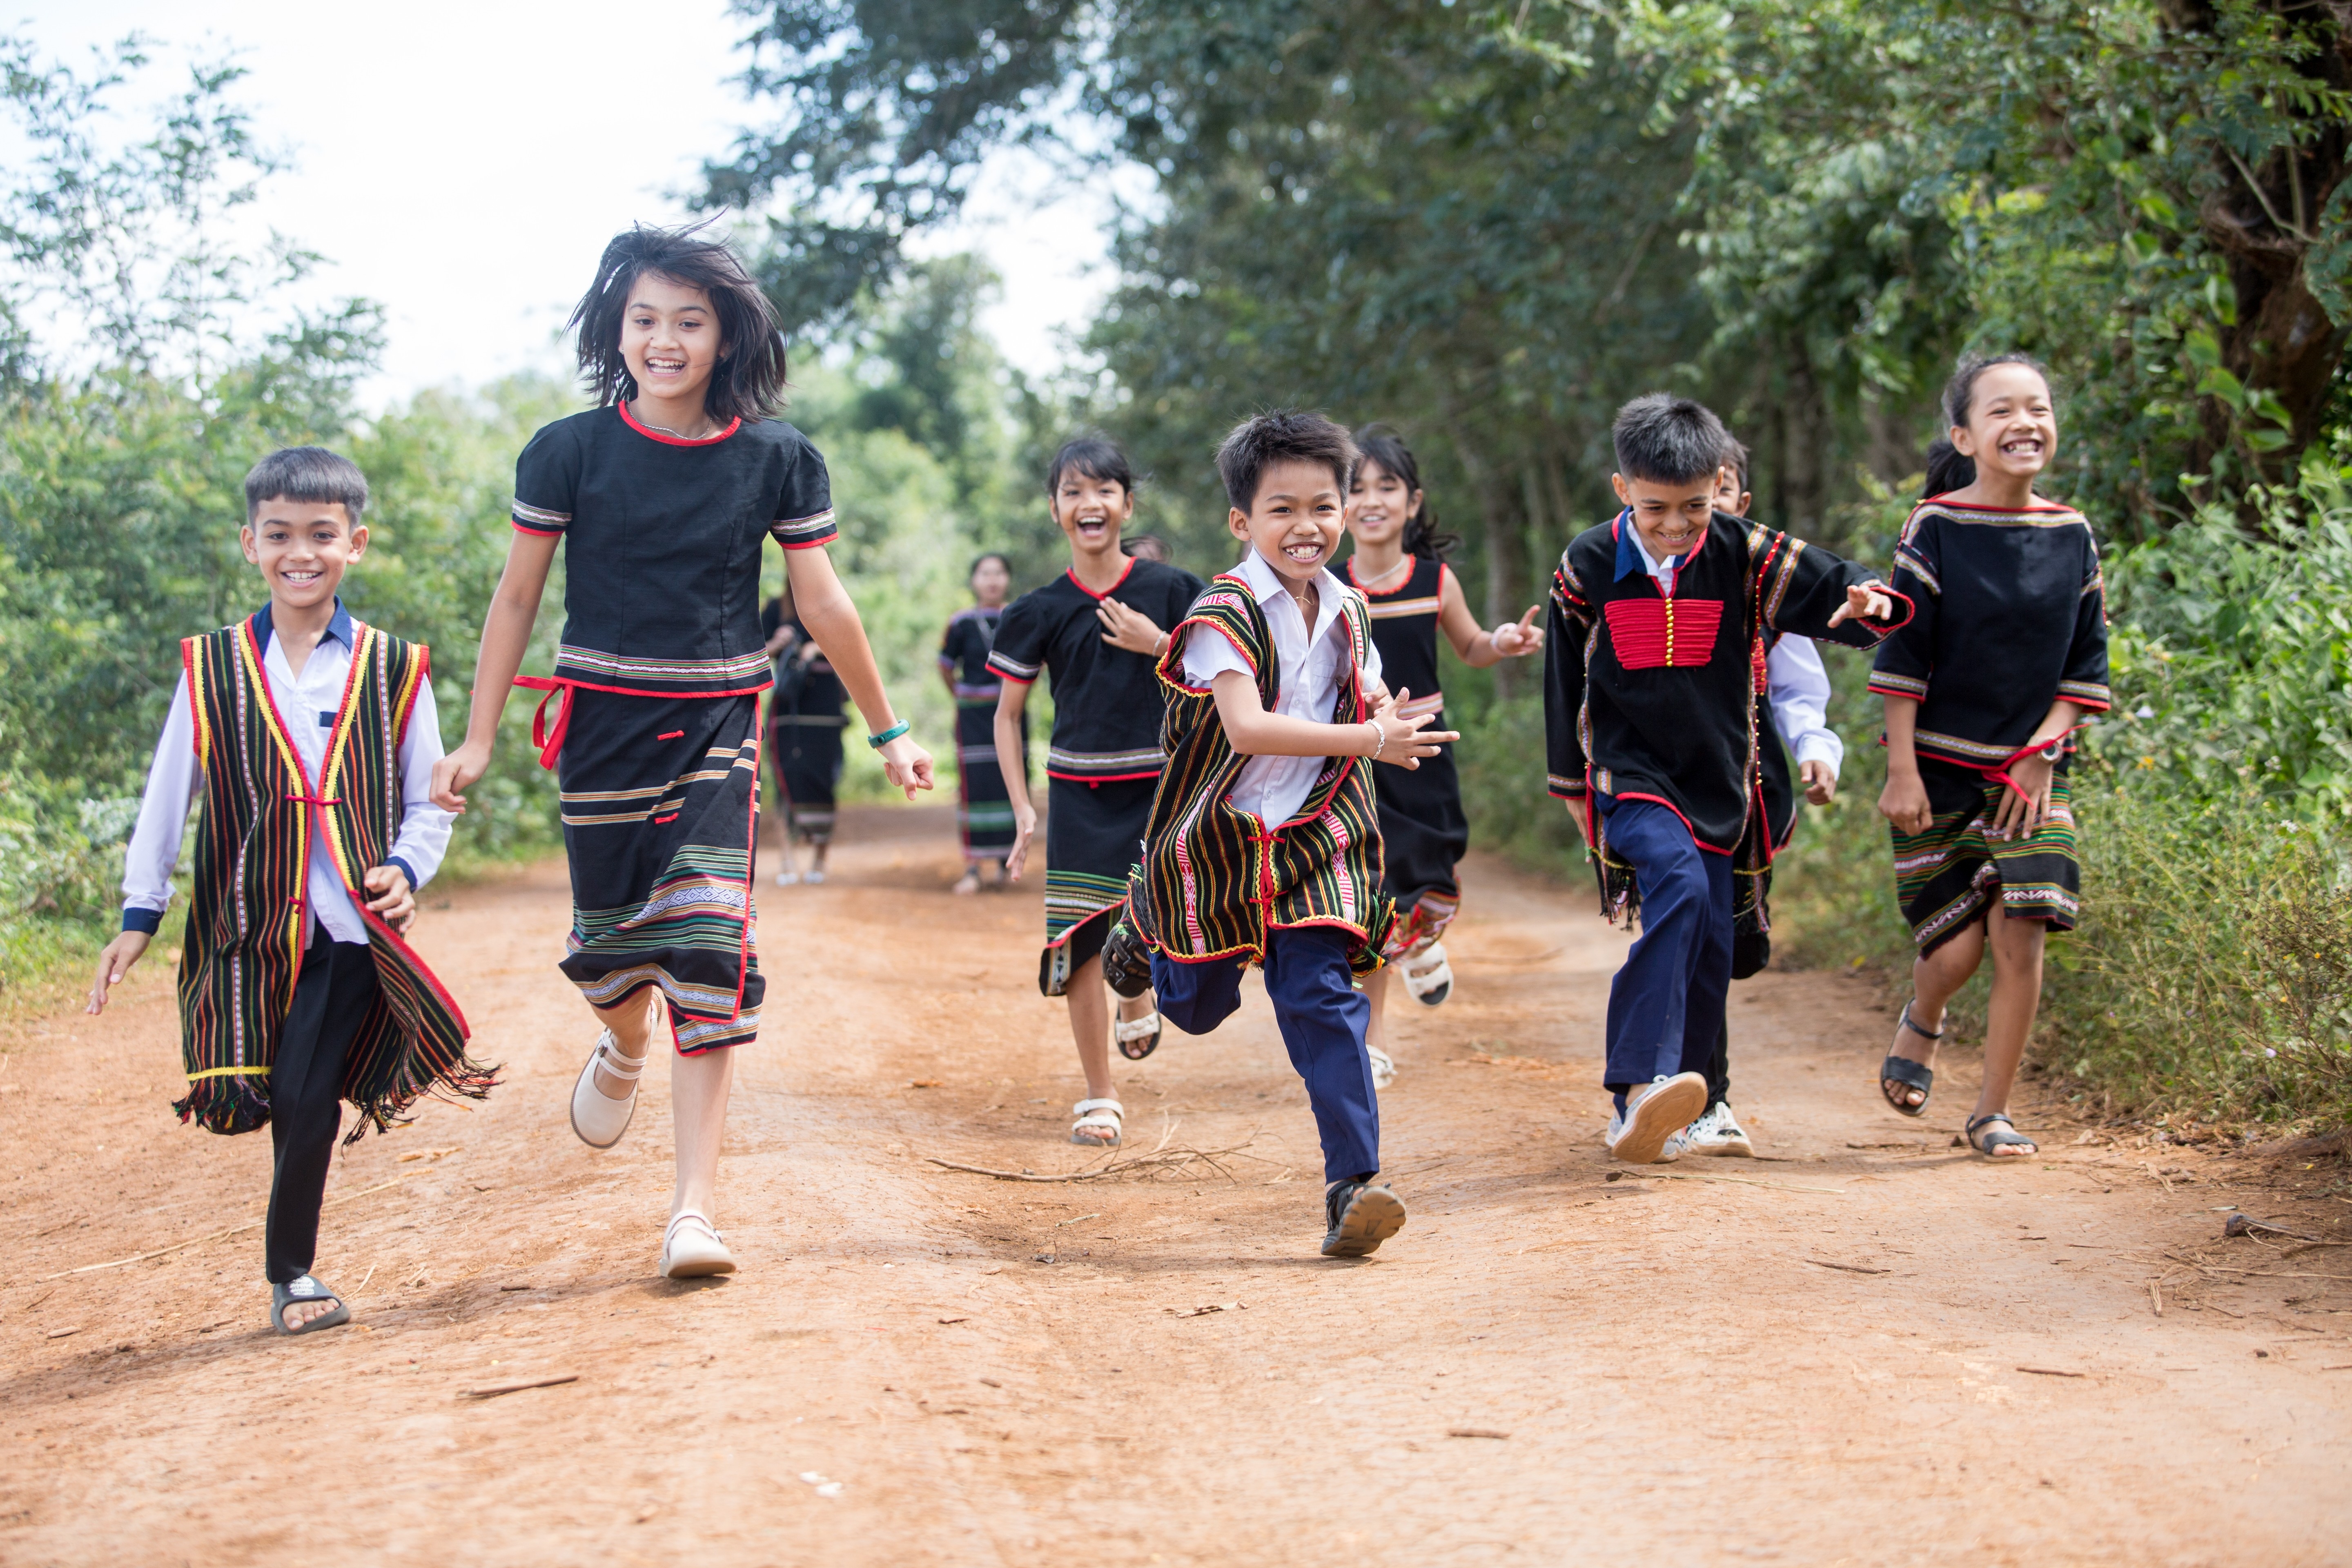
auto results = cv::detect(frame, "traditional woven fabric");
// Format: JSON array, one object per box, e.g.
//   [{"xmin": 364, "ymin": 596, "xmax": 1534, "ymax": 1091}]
[
  {"xmin": 174, "ymin": 617, "xmax": 488, "ymax": 1139},
  {"xmin": 1348, "ymin": 556, "xmax": 1467, "ymax": 958},
  {"xmin": 1892, "ymin": 762, "xmax": 2080, "ymax": 955},
  {"xmin": 942, "ymin": 604, "xmax": 1020, "ymax": 861},
  {"xmin": 558, "ymin": 688, "xmax": 765, "ymax": 1053},
  {"xmin": 1132, "ymin": 575, "xmax": 1392, "ymax": 975}
]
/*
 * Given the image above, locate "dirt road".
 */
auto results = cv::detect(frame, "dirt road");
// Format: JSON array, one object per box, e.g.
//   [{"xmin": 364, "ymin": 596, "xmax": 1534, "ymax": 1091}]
[{"xmin": 3, "ymin": 803, "xmax": 2347, "ymax": 1566}]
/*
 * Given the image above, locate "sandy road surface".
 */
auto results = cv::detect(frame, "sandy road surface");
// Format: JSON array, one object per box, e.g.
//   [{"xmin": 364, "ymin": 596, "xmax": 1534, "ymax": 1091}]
[{"xmin": 3, "ymin": 803, "xmax": 2348, "ymax": 1567}]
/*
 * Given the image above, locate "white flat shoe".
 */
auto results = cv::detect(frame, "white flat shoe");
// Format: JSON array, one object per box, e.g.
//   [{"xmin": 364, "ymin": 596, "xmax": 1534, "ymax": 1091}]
[
  {"xmin": 775, "ymin": 870, "xmax": 799, "ymax": 887},
  {"xmin": 662, "ymin": 1209, "xmax": 737, "ymax": 1278},
  {"xmin": 569, "ymin": 1027, "xmax": 646, "ymax": 1150}
]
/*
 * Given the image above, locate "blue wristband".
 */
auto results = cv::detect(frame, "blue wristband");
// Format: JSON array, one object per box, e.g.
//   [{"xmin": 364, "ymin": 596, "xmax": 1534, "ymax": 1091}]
[{"xmin": 866, "ymin": 721, "xmax": 911, "ymax": 750}]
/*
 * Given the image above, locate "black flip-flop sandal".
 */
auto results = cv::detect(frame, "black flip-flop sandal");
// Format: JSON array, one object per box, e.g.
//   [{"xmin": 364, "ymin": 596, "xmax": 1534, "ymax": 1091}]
[
  {"xmin": 272, "ymin": 1275, "xmax": 351, "ymax": 1336},
  {"xmin": 1878, "ymin": 1002, "xmax": 1940, "ymax": 1116},
  {"xmin": 1966, "ymin": 1112, "xmax": 2038, "ymax": 1158}
]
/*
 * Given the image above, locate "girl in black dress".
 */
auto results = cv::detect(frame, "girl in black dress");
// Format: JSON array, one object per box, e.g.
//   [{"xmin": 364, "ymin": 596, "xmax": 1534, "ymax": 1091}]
[
  {"xmin": 1342, "ymin": 427, "xmax": 1545, "ymax": 1087},
  {"xmin": 938, "ymin": 552, "xmax": 1021, "ymax": 892},
  {"xmin": 763, "ymin": 586, "xmax": 848, "ymax": 884}
]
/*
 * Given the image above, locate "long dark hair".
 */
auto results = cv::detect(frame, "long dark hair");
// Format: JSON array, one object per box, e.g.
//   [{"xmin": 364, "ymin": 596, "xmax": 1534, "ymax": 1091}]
[
  {"xmin": 1922, "ymin": 438, "xmax": 1976, "ymax": 498},
  {"xmin": 1352, "ymin": 425, "xmax": 1457, "ymax": 560},
  {"xmin": 569, "ymin": 221, "xmax": 791, "ymax": 424}
]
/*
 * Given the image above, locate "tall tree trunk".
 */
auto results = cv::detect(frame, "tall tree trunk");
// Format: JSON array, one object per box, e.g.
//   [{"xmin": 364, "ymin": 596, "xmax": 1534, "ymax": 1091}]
[
  {"xmin": 1449, "ymin": 427, "xmax": 1525, "ymax": 701},
  {"xmin": 1778, "ymin": 338, "xmax": 1829, "ymax": 537}
]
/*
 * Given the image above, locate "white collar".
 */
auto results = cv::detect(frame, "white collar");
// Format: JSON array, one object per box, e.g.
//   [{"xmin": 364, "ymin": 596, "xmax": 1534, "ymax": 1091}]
[{"xmin": 1234, "ymin": 546, "xmax": 1348, "ymax": 624}]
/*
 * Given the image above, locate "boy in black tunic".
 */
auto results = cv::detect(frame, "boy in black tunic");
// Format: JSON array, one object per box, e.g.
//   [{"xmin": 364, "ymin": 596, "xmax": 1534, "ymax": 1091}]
[
  {"xmin": 1544, "ymin": 395, "xmax": 1908, "ymax": 1164},
  {"xmin": 991, "ymin": 437, "xmax": 1205, "ymax": 1149}
]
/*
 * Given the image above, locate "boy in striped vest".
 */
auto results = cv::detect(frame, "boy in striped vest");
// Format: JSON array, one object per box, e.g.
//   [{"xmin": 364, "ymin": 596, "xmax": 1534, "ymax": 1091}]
[
  {"xmin": 1105, "ymin": 411, "xmax": 1453, "ymax": 1257},
  {"xmin": 87, "ymin": 448, "xmax": 487, "ymax": 1337}
]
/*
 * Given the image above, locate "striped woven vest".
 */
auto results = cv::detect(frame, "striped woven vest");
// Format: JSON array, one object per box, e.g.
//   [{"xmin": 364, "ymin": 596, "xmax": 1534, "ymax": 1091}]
[
  {"xmin": 172, "ymin": 617, "xmax": 492, "ymax": 1138},
  {"xmin": 1132, "ymin": 575, "xmax": 1393, "ymax": 973}
]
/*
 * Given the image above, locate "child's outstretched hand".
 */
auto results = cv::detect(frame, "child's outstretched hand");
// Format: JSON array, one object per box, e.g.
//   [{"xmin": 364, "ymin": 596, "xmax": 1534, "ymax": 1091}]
[
  {"xmin": 1490, "ymin": 606, "xmax": 1546, "ymax": 657},
  {"xmin": 877, "ymin": 733, "xmax": 935, "ymax": 800},
  {"xmin": 430, "ymin": 739, "xmax": 492, "ymax": 813},
  {"xmin": 1370, "ymin": 687, "xmax": 1459, "ymax": 769},
  {"xmin": 363, "ymin": 864, "xmax": 417, "ymax": 934},
  {"xmin": 1826, "ymin": 582, "xmax": 1895, "ymax": 628},
  {"xmin": 87, "ymin": 930, "xmax": 151, "ymax": 1015}
]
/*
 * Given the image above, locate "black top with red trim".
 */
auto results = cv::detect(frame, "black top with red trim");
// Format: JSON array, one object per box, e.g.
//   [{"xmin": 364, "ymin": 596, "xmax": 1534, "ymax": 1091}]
[
  {"xmin": 986, "ymin": 557, "xmax": 1206, "ymax": 782},
  {"xmin": 1866, "ymin": 496, "xmax": 2109, "ymax": 772},
  {"xmin": 1348, "ymin": 555, "xmax": 1449, "ymax": 718},
  {"xmin": 511, "ymin": 403, "xmax": 837, "ymax": 699},
  {"xmin": 1544, "ymin": 510, "xmax": 1909, "ymax": 852}
]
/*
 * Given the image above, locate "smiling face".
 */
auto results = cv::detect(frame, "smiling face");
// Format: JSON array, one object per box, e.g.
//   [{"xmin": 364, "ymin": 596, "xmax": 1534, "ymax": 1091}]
[
  {"xmin": 1612, "ymin": 471, "xmax": 1717, "ymax": 562},
  {"xmin": 1051, "ymin": 468, "xmax": 1135, "ymax": 560},
  {"xmin": 971, "ymin": 556, "xmax": 1011, "ymax": 607},
  {"xmin": 1231, "ymin": 457, "xmax": 1348, "ymax": 587},
  {"xmin": 619, "ymin": 272, "xmax": 723, "ymax": 411},
  {"xmin": 243, "ymin": 498, "xmax": 364, "ymax": 612},
  {"xmin": 1950, "ymin": 363, "xmax": 2056, "ymax": 484},
  {"xmin": 1345, "ymin": 457, "xmax": 1420, "ymax": 550}
]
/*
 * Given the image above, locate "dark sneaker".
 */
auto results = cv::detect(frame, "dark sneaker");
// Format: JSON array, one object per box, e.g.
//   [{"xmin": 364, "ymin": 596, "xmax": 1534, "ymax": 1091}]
[
  {"xmin": 1321, "ymin": 1180, "xmax": 1407, "ymax": 1257},
  {"xmin": 1102, "ymin": 918, "xmax": 1154, "ymax": 999}
]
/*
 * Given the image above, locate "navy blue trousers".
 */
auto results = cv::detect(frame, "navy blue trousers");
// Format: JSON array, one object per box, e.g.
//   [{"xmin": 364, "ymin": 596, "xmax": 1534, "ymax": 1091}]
[
  {"xmin": 1150, "ymin": 925, "xmax": 1379, "ymax": 1184},
  {"xmin": 1599, "ymin": 795, "xmax": 1733, "ymax": 1096}
]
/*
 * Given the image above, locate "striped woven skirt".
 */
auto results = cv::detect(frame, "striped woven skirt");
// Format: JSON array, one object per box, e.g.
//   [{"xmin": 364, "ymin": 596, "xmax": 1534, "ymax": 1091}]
[
  {"xmin": 558, "ymin": 689, "xmax": 764, "ymax": 1054},
  {"xmin": 1039, "ymin": 774, "xmax": 1153, "ymax": 995},
  {"xmin": 956, "ymin": 700, "xmax": 1019, "ymax": 862},
  {"xmin": 1892, "ymin": 760, "xmax": 2080, "ymax": 956}
]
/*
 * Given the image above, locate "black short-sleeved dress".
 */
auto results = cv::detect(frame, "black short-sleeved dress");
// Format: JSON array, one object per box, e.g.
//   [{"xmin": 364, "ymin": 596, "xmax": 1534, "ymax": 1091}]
[
  {"xmin": 510, "ymin": 401, "xmax": 837, "ymax": 1053},
  {"xmin": 939, "ymin": 604, "xmax": 1023, "ymax": 863},
  {"xmin": 1868, "ymin": 495, "xmax": 2109, "ymax": 953},
  {"xmin": 760, "ymin": 599, "xmax": 847, "ymax": 846},
  {"xmin": 1347, "ymin": 555, "xmax": 1469, "ymax": 957},
  {"xmin": 987, "ymin": 556, "xmax": 1205, "ymax": 994}
]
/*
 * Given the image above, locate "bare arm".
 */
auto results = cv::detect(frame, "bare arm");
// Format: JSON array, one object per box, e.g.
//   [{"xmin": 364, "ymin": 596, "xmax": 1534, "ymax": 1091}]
[
  {"xmin": 1989, "ymin": 698, "xmax": 2086, "ymax": 839},
  {"xmin": 1207, "ymin": 670, "xmax": 1455, "ymax": 765},
  {"xmin": 994, "ymin": 679, "xmax": 1037, "ymax": 880},
  {"xmin": 1436, "ymin": 568, "xmax": 1544, "ymax": 668},
  {"xmin": 785, "ymin": 546, "xmax": 933, "ymax": 798},
  {"xmin": 1877, "ymin": 694, "xmax": 1930, "ymax": 834},
  {"xmin": 430, "ymin": 529, "xmax": 559, "ymax": 811}
]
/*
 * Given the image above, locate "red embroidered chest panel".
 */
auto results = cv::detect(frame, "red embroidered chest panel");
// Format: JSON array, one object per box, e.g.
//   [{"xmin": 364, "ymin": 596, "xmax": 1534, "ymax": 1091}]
[{"xmin": 1603, "ymin": 597, "xmax": 1724, "ymax": 670}]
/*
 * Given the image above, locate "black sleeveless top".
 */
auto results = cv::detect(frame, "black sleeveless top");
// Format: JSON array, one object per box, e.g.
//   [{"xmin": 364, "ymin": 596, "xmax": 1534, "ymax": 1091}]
[{"xmin": 1349, "ymin": 555, "xmax": 1448, "ymax": 723}]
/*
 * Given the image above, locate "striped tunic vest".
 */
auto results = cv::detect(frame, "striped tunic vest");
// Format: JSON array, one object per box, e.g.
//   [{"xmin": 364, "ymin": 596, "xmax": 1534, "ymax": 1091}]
[
  {"xmin": 1131, "ymin": 575, "xmax": 1394, "ymax": 975},
  {"xmin": 172, "ymin": 617, "xmax": 492, "ymax": 1138}
]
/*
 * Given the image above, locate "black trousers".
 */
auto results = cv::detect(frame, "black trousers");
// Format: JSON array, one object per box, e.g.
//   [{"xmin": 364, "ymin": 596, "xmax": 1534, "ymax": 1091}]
[
  {"xmin": 265, "ymin": 939, "xmax": 379, "ymax": 1285},
  {"xmin": 1705, "ymin": 1020, "xmax": 1730, "ymax": 1108}
]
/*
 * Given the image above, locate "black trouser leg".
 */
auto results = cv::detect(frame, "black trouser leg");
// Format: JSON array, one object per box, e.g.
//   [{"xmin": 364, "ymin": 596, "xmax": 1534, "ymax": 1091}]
[
  {"xmin": 265, "ymin": 940, "xmax": 380, "ymax": 1285},
  {"xmin": 1706, "ymin": 1018, "xmax": 1730, "ymax": 1108}
]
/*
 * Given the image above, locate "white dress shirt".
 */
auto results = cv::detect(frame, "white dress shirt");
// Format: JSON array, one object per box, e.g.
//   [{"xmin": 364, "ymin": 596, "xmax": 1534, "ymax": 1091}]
[
  {"xmin": 1624, "ymin": 523, "xmax": 1842, "ymax": 775},
  {"xmin": 1181, "ymin": 548, "xmax": 1383, "ymax": 828},
  {"xmin": 121, "ymin": 603, "xmax": 454, "ymax": 945}
]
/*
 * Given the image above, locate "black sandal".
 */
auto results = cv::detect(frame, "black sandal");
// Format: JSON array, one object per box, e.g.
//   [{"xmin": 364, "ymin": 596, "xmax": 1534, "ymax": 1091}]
[
  {"xmin": 271, "ymin": 1275, "xmax": 350, "ymax": 1336},
  {"xmin": 1878, "ymin": 1002, "xmax": 1940, "ymax": 1116},
  {"xmin": 1965, "ymin": 1112, "xmax": 2038, "ymax": 1158}
]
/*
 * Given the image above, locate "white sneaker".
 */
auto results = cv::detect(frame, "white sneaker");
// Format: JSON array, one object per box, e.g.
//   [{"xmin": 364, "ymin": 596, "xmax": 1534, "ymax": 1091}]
[
  {"xmin": 1685, "ymin": 1101, "xmax": 1756, "ymax": 1158},
  {"xmin": 1368, "ymin": 1045, "xmax": 1396, "ymax": 1090},
  {"xmin": 1605, "ymin": 1072, "xmax": 1708, "ymax": 1165}
]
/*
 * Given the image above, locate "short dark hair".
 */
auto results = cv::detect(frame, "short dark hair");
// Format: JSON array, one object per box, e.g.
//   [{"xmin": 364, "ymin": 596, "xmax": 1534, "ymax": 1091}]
[
  {"xmin": 243, "ymin": 446, "xmax": 368, "ymax": 524},
  {"xmin": 1942, "ymin": 351, "xmax": 2053, "ymax": 429},
  {"xmin": 1611, "ymin": 394, "xmax": 1731, "ymax": 486},
  {"xmin": 1352, "ymin": 424, "xmax": 1458, "ymax": 560},
  {"xmin": 569, "ymin": 222, "xmax": 790, "ymax": 425},
  {"xmin": 1120, "ymin": 534, "xmax": 1172, "ymax": 563},
  {"xmin": 1046, "ymin": 434, "xmax": 1135, "ymax": 497},
  {"xmin": 1718, "ymin": 435, "xmax": 1751, "ymax": 497},
  {"xmin": 1216, "ymin": 408, "xmax": 1357, "ymax": 512},
  {"xmin": 969, "ymin": 550, "xmax": 1011, "ymax": 578}
]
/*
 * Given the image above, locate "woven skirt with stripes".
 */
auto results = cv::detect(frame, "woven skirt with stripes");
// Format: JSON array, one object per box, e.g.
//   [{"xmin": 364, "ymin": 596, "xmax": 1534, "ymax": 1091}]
[
  {"xmin": 1891, "ymin": 759, "xmax": 2080, "ymax": 957},
  {"xmin": 1373, "ymin": 744, "xmax": 1468, "ymax": 958},
  {"xmin": 1039, "ymin": 774, "xmax": 1154, "ymax": 996},
  {"xmin": 771, "ymin": 714, "xmax": 844, "ymax": 845},
  {"xmin": 956, "ymin": 700, "xmax": 1019, "ymax": 862},
  {"xmin": 559, "ymin": 689, "xmax": 764, "ymax": 1054}
]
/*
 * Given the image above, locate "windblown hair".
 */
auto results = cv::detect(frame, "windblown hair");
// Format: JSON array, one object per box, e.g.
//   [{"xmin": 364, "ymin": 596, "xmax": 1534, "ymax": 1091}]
[
  {"xmin": 1922, "ymin": 437, "xmax": 1978, "ymax": 498},
  {"xmin": 1046, "ymin": 434, "xmax": 1136, "ymax": 498},
  {"xmin": 1942, "ymin": 351, "xmax": 2053, "ymax": 430},
  {"xmin": 569, "ymin": 222, "xmax": 789, "ymax": 425},
  {"xmin": 243, "ymin": 446, "xmax": 369, "ymax": 524},
  {"xmin": 1353, "ymin": 424, "xmax": 1458, "ymax": 560},
  {"xmin": 1612, "ymin": 394, "xmax": 1731, "ymax": 486},
  {"xmin": 1216, "ymin": 408, "xmax": 1357, "ymax": 512},
  {"xmin": 1717, "ymin": 435, "xmax": 1751, "ymax": 500}
]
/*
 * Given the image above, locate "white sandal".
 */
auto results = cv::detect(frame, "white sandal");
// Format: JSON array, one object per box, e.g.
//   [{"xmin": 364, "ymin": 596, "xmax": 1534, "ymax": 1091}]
[
  {"xmin": 1114, "ymin": 1010, "xmax": 1163, "ymax": 1061},
  {"xmin": 1070, "ymin": 1098, "xmax": 1123, "ymax": 1148},
  {"xmin": 661, "ymin": 1209, "xmax": 737, "ymax": 1278},
  {"xmin": 1368, "ymin": 1044, "xmax": 1396, "ymax": 1089},
  {"xmin": 569, "ymin": 1027, "xmax": 648, "ymax": 1150},
  {"xmin": 1399, "ymin": 941, "xmax": 1454, "ymax": 1007}
]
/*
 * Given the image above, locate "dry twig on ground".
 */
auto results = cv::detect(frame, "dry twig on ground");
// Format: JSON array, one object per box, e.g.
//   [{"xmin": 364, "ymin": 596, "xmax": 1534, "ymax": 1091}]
[{"xmin": 927, "ymin": 1120, "xmax": 1275, "ymax": 1184}]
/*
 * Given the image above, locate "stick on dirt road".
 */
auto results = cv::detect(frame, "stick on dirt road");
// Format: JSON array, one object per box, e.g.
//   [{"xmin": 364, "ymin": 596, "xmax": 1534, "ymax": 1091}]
[{"xmin": 3, "ymin": 804, "xmax": 2347, "ymax": 1565}]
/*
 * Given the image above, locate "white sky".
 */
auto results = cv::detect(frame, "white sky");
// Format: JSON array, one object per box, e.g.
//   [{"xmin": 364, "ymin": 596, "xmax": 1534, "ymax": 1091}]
[{"xmin": 10, "ymin": 0, "xmax": 1121, "ymax": 404}]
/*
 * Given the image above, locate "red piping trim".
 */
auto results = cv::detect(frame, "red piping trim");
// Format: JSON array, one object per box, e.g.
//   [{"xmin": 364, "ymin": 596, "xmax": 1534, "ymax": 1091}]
[
  {"xmin": 616, "ymin": 399, "xmax": 742, "ymax": 447},
  {"xmin": 1064, "ymin": 556, "xmax": 1137, "ymax": 601},
  {"xmin": 1606, "ymin": 791, "xmax": 1735, "ymax": 855},
  {"xmin": 778, "ymin": 537, "xmax": 834, "ymax": 550},
  {"xmin": 511, "ymin": 520, "xmax": 564, "ymax": 537},
  {"xmin": 1044, "ymin": 768, "xmax": 1163, "ymax": 784}
]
